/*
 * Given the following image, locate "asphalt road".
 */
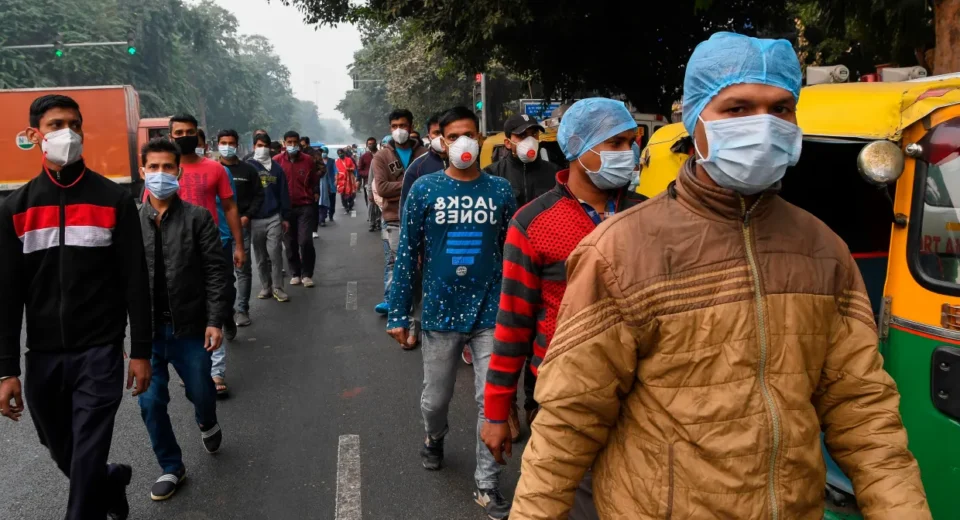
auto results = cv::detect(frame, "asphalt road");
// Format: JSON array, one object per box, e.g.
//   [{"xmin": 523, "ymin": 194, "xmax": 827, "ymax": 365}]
[{"xmin": 0, "ymin": 205, "xmax": 524, "ymax": 519}]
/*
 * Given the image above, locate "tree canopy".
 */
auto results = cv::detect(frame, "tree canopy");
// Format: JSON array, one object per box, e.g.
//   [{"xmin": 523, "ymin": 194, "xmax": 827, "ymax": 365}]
[{"xmin": 0, "ymin": 0, "xmax": 353, "ymax": 143}]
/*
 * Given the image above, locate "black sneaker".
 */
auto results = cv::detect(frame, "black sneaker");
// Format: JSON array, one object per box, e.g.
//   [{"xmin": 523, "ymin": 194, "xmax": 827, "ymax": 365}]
[
  {"xmin": 201, "ymin": 423, "xmax": 222, "ymax": 453},
  {"xmin": 474, "ymin": 486, "xmax": 511, "ymax": 520},
  {"xmin": 150, "ymin": 468, "xmax": 186, "ymax": 501},
  {"xmin": 223, "ymin": 320, "xmax": 237, "ymax": 341},
  {"xmin": 106, "ymin": 463, "xmax": 132, "ymax": 520},
  {"xmin": 420, "ymin": 435, "xmax": 444, "ymax": 470}
]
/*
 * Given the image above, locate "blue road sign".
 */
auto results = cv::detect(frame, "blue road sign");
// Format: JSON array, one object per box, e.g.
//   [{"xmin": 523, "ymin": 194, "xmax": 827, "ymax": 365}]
[{"xmin": 520, "ymin": 100, "xmax": 562, "ymax": 121}]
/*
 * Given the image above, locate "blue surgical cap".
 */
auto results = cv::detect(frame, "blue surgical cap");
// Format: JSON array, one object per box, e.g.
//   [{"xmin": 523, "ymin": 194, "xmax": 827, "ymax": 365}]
[
  {"xmin": 382, "ymin": 135, "xmax": 391, "ymax": 145},
  {"xmin": 558, "ymin": 98, "xmax": 638, "ymax": 161},
  {"xmin": 682, "ymin": 32, "xmax": 802, "ymax": 135}
]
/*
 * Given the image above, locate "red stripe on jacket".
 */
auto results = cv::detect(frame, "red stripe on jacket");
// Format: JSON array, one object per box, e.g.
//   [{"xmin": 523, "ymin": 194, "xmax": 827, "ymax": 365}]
[{"xmin": 13, "ymin": 204, "xmax": 115, "ymax": 237}]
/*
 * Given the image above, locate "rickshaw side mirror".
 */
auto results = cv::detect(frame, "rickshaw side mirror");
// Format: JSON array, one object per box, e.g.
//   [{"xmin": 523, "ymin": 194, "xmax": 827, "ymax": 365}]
[{"xmin": 857, "ymin": 140, "xmax": 905, "ymax": 185}]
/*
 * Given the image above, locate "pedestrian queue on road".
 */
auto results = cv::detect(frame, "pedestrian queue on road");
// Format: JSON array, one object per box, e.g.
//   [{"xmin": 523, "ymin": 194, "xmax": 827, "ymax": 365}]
[{"xmin": 0, "ymin": 29, "xmax": 937, "ymax": 520}]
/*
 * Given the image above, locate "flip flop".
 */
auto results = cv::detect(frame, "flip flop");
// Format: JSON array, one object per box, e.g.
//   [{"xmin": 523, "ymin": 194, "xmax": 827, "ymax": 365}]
[{"xmin": 212, "ymin": 376, "xmax": 228, "ymax": 395}]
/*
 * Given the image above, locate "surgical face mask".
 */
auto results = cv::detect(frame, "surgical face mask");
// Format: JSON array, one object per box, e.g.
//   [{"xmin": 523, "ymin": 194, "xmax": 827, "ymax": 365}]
[
  {"xmin": 515, "ymin": 136, "xmax": 539, "ymax": 164},
  {"xmin": 195, "ymin": 147, "xmax": 205, "ymax": 156},
  {"xmin": 392, "ymin": 128, "xmax": 410, "ymax": 145},
  {"xmin": 218, "ymin": 145, "xmax": 237, "ymax": 158},
  {"xmin": 430, "ymin": 136, "xmax": 444, "ymax": 154},
  {"xmin": 446, "ymin": 136, "xmax": 480, "ymax": 169},
  {"xmin": 286, "ymin": 145, "xmax": 299, "ymax": 155},
  {"xmin": 578, "ymin": 149, "xmax": 636, "ymax": 190},
  {"xmin": 174, "ymin": 135, "xmax": 199, "ymax": 155},
  {"xmin": 144, "ymin": 172, "xmax": 180, "ymax": 200},
  {"xmin": 322, "ymin": 152, "xmax": 329, "ymax": 159},
  {"xmin": 695, "ymin": 114, "xmax": 802, "ymax": 195},
  {"xmin": 40, "ymin": 128, "xmax": 83, "ymax": 167},
  {"xmin": 254, "ymin": 147, "xmax": 271, "ymax": 161}
]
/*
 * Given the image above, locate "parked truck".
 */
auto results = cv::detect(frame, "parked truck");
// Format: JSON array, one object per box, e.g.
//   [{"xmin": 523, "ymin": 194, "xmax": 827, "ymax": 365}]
[{"xmin": 0, "ymin": 85, "xmax": 169, "ymax": 200}]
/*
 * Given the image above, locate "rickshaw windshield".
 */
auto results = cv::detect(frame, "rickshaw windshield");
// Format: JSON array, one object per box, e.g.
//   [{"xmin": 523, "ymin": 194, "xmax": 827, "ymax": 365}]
[{"xmin": 911, "ymin": 116, "xmax": 960, "ymax": 293}]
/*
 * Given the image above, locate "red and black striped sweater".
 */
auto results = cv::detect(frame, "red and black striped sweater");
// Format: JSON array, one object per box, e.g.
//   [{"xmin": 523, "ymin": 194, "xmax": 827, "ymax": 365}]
[{"xmin": 484, "ymin": 170, "xmax": 646, "ymax": 422}]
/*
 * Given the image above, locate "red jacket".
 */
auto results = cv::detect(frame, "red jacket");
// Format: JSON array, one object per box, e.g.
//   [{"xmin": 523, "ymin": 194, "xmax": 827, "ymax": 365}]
[
  {"xmin": 358, "ymin": 151, "xmax": 374, "ymax": 179},
  {"xmin": 483, "ymin": 170, "xmax": 647, "ymax": 422},
  {"xmin": 274, "ymin": 152, "xmax": 318, "ymax": 207},
  {"xmin": 336, "ymin": 172, "xmax": 357, "ymax": 196}
]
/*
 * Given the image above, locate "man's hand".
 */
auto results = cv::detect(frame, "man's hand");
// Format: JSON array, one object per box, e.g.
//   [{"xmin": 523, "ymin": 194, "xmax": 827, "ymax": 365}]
[
  {"xmin": 314, "ymin": 193, "xmax": 320, "ymax": 202},
  {"xmin": 481, "ymin": 421, "xmax": 512, "ymax": 464},
  {"xmin": 0, "ymin": 377, "xmax": 24, "ymax": 421},
  {"xmin": 387, "ymin": 327, "xmax": 408, "ymax": 346},
  {"xmin": 240, "ymin": 216, "xmax": 250, "ymax": 228},
  {"xmin": 282, "ymin": 221, "xmax": 290, "ymax": 233},
  {"xmin": 233, "ymin": 245, "xmax": 246, "ymax": 268},
  {"xmin": 126, "ymin": 359, "xmax": 152, "ymax": 397},
  {"xmin": 205, "ymin": 327, "xmax": 223, "ymax": 352}
]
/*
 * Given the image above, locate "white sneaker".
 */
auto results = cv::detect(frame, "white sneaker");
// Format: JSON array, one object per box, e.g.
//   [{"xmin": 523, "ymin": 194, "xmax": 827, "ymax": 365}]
[
  {"xmin": 312, "ymin": 232, "xmax": 319, "ymax": 239},
  {"xmin": 290, "ymin": 277, "xmax": 301, "ymax": 286},
  {"xmin": 302, "ymin": 277, "xmax": 315, "ymax": 288}
]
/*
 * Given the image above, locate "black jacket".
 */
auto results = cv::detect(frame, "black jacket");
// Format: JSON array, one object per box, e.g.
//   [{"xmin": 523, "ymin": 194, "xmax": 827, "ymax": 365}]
[
  {"xmin": 140, "ymin": 196, "xmax": 227, "ymax": 337},
  {"xmin": 220, "ymin": 159, "xmax": 264, "ymax": 219},
  {"xmin": 0, "ymin": 162, "xmax": 152, "ymax": 377},
  {"xmin": 484, "ymin": 155, "xmax": 560, "ymax": 208}
]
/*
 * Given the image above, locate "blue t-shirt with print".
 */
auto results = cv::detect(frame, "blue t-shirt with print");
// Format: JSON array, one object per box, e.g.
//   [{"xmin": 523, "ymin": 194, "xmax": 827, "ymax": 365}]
[
  {"xmin": 387, "ymin": 171, "xmax": 517, "ymax": 333},
  {"xmin": 216, "ymin": 167, "xmax": 238, "ymax": 247}
]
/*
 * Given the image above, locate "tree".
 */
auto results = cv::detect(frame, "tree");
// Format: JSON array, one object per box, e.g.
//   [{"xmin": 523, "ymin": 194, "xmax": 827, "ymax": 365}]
[
  {"xmin": 282, "ymin": 0, "xmax": 793, "ymax": 114},
  {"xmin": 933, "ymin": 0, "xmax": 960, "ymax": 73},
  {"xmin": 797, "ymin": 0, "xmax": 933, "ymax": 77},
  {"xmin": 0, "ymin": 0, "xmax": 325, "ymax": 140}
]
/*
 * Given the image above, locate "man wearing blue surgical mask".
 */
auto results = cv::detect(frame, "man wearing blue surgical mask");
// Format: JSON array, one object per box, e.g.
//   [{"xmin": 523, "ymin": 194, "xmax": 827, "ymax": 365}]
[{"xmin": 511, "ymin": 32, "xmax": 930, "ymax": 520}]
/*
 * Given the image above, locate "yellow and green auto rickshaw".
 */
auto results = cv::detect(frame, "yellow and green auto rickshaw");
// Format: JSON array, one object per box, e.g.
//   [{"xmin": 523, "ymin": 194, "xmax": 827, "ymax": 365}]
[{"xmin": 638, "ymin": 74, "xmax": 960, "ymax": 520}]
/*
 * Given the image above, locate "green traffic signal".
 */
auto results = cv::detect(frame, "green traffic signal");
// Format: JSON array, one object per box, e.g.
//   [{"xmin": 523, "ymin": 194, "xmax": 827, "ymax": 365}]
[
  {"xmin": 55, "ymin": 49, "xmax": 63, "ymax": 58},
  {"xmin": 475, "ymin": 101, "xmax": 483, "ymax": 110},
  {"xmin": 127, "ymin": 46, "xmax": 136, "ymax": 55}
]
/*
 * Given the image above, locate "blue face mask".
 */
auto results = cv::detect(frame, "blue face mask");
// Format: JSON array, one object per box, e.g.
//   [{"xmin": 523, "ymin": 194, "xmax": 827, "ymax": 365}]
[
  {"xmin": 579, "ymin": 149, "xmax": 636, "ymax": 190},
  {"xmin": 144, "ymin": 172, "xmax": 180, "ymax": 200},
  {"xmin": 218, "ymin": 145, "xmax": 237, "ymax": 158},
  {"xmin": 695, "ymin": 114, "xmax": 802, "ymax": 195},
  {"xmin": 286, "ymin": 145, "xmax": 299, "ymax": 155}
]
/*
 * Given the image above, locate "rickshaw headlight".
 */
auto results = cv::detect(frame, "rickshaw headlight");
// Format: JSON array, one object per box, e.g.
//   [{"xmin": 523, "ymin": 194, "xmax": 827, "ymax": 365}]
[{"xmin": 857, "ymin": 140, "xmax": 905, "ymax": 185}]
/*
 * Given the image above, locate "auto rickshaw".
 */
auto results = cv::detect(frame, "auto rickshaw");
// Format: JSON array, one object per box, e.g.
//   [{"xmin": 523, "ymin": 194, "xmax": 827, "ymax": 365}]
[{"xmin": 637, "ymin": 73, "xmax": 960, "ymax": 520}]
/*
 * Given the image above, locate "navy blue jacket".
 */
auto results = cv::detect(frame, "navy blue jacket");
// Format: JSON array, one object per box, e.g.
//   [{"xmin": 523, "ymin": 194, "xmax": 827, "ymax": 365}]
[
  {"xmin": 400, "ymin": 149, "xmax": 446, "ymax": 219},
  {"xmin": 248, "ymin": 159, "xmax": 291, "ymax": 220}
]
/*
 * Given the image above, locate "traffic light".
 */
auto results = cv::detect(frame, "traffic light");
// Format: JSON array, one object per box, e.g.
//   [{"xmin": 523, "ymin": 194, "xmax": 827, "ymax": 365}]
[
  {"xmin": 126, "ymin": 31, "xmax": 136, "ymax": 55},
  {"xmin": 473, "ymin": 73, "xmax": 483, "ymax": 112},
  {"xmin": 54, "ymin": 33, "xmax": 64, "ymax": 58}
]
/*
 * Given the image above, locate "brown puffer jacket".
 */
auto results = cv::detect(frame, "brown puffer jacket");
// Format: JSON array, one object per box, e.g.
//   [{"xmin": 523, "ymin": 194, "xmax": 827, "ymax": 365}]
[{"xmin": 512, "ymin": 159, "xmax": 930, "ymax": 520}]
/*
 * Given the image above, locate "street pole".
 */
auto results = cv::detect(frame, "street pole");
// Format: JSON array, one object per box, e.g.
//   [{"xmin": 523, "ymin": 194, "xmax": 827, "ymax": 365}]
[
  {"xmin": 1, "ymin": 41, "xmax": 127, "ymax": 50},
  {"xmin": 480, "ymin": 73, "xmax": 488, "ymax": 135}
]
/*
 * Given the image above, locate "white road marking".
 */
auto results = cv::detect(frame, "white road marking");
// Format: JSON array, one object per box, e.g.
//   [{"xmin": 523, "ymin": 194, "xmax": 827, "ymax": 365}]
[
  {"xmin": 336, "ymin": 434, "xmax": 362, "ymax": 520},
  {"xmin": 350, "ymin": 210, "xmax": 357, "ymax": 218},
  {"xmin": 350, "ymin": 233, "xmax": 357, "ymax": 247},
  {"xmin": 345, "ymin": 281, "xmax": 358, "ymax": 310}
]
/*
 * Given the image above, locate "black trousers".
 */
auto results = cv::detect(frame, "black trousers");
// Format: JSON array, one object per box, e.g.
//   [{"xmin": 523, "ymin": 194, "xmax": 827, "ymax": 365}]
[
  {"xmin": 285, "ymin": 205, "xmax": 317, "ymax": 278},
  {"xmin": 25, "ymin": 344, "xmax": 126, "ymax": 520}
]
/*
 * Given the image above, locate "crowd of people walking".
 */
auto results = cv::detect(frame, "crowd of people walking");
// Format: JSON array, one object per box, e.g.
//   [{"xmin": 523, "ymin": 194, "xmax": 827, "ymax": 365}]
[{"xmin": 0, "ymin": 30, "xmax": 934, "ymax": 520}]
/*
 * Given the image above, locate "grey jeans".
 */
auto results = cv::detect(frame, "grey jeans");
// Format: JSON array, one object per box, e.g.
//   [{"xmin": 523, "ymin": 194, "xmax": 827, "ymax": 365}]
[
  {"xmin": 252, "ymin": 214, "xmax": 284, "ymax": 292},
  {"xmin": 235, "ymin": 225, "xmax": 252, "ymax": 313},
  {"xmin": 381, "ymin": 221, "xmax": 400, "ymax": 301},
  {"xmin": 420, "ymin": 328, "xmax": 500, "ymax": 488}
]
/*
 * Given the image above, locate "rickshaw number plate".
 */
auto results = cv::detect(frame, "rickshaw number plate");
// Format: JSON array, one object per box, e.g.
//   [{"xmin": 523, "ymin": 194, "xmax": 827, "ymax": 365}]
[{"xmin": 931, "ymin": 346, "xmax": 960, "ymax": 420}]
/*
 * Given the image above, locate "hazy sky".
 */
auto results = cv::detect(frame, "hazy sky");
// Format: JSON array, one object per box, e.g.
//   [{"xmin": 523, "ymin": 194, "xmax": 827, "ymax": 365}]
[{"xmin": 210, "ymin": 0, "xmax": 362, "ymax": 127}]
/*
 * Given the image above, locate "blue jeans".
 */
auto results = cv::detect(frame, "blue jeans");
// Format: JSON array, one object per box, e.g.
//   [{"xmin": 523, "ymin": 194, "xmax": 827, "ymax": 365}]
[
  {"xmin": 235, "ymin": 226, "xmax": 252, "ymax": 313},
  {"xmin": 213, "ymin": 240, "xmax": 234, "ymax": 378},
  {"xmin": 420, "ymin": 328, "xmax": 500, "ymax": 488},
  {"xmin": 139, "ymin": 324, "xmax": 219, "ymax": 474},
  {"xmin": 381, "ymin": 221, "xmax": 400, "ymax": 302}
]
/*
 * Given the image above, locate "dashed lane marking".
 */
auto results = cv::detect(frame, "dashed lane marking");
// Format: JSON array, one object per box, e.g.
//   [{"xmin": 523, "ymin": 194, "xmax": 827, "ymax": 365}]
[
  {"xmin": 345, "ymin": 281, "xmax": 358, "ymax": 310},
  {"xmin": 336, "ymin": 434, "xmax": 362, "ymax": 520},
  {"xmin": 350, "ymin": 210, "xmax": 357, "ymax": 218},
  {"xmin": 350, "ymin": 233, "xmax": 357, "ymax": 247}
]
